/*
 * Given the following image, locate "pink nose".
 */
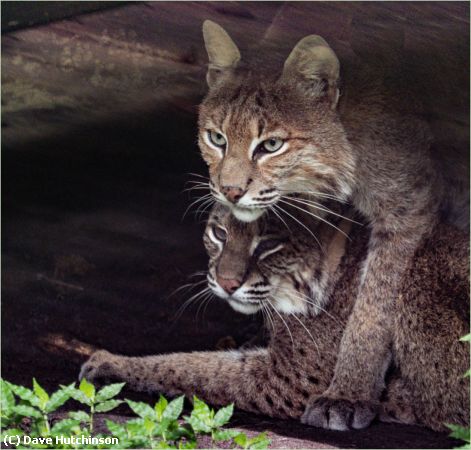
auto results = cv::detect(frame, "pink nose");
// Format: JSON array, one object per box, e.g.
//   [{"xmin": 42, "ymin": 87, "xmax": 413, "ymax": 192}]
[
  {"xmin": 221, "ymin": 186, "xmax": 245, "ymax": 204},
  {"xmin": 216, "ymin": 276, "xmax": 241, "ymax": 294}
]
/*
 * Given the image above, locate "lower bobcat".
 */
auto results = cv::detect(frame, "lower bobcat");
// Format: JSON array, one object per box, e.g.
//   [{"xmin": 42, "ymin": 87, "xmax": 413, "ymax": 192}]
[{"xmin": 81, "ymin": 205, "xmax": 469, "ymax": 432}]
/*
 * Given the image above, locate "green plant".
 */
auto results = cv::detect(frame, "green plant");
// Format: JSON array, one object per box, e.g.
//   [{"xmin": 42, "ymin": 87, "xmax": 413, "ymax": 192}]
[
  {"xmin": 62, "ymin": 379, "xmax": 125, "ymax": 433},
  {"xmin": 108, "ymin": 395, "xmax": 192, "ymax": 448},
  {"xmin": 0, "ymin": 378, "xmax": 270, "ymax": 449},
  {"xmin": 447, "ymin": 424, "xmax": 471, "ymax": 450},
  {"xmin": 446, "ymin": 333, "xmax": 471, "ymax": 450},
  {"xmin": 2, "ymin": 378, "xmax": 72, "ymax": 441}
]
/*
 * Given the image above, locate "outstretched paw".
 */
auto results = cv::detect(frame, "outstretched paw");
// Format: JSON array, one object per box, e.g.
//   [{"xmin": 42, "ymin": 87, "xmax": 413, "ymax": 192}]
[
  {"xmin": 79, "ymin": 350, "xmax": 120, "ymax": 384},
  {"xmin": 301, "ymin": 396, "xmax": 378, "ymax": 431}
]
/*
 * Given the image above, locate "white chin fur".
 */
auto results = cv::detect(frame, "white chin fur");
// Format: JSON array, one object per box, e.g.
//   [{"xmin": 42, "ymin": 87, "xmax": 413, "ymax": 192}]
[
  {"xmin": 274, "ymin": 296, "xmax": 307, "ymax": 315},
  {"xmin": 232, "ymin": 206, "xmax": 265, "ymax": 222},
  {"xmin": 228, "ymin": 299, "xmax": 262, "ymax": 314}
]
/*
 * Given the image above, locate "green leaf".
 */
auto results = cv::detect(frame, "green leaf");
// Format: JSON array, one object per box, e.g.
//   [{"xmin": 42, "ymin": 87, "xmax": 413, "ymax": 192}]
[
  {"xmin": 1, "ymin": 380, "xmax": 15, "ymax": 412},
  {"xmin": 212, "ymin": 429, "xmax": 240, "ymax": 441},
  {"xmin": 213, "ymin": 403, "xmax": 234, "ymax": 427},
  {"xmin": 464, "ymin": 369, "xmax": 470, "ymax": 378},
  {"xmin": 13, "ymin": 404, "xmax": 42, "ymax": 419},
  {"xmin": 155, "ymin": 417, "xmax": 174, "ymax": 437},
  {"xmin": 154, "ymin": 442, "xmax": 177, "ymax": 449},
  {"xmin": 125, "ymin": 418, "xmax": 145, "ymax": 434},
  {"xmin": 460, "ymin": 334, "xmax": 471, "ymax": 342},
  {"xmin": 68, "ymin": 410, "xmax": 90, "ymax": 422},
  {"xmin": 79, "ymin": 378, "xmax": 96, "ymax": 400},
  {"xmin": 245, "ymin": 432, "xmax": 271, "ymax": 449},
  {"xmin": 7, "ymin": 382, "xmax": 40, "ymax": 407},
  {"xmin": 32, "ymin": 379, "xmax": 50, "ymax": 410},
  {"xmin": 186, "ymin": 396, "xmax": 214, "ymax": 433},
  {"xmin": 178, "ymin": 441, "xmax": 197, "ymax": 449},
  {"xmin": 234, "ymin": 433, "xmax": 248, "ymax": 448},
  {"xmin": 186, "ymin": 415, "xmax": 212, "ymax": 434},
  {"xmin": 106, "ymin": 419, "xmax": 127, "ymax": 441},
  {"xmin": 143, "ymin": 417, "xmax": 156, "ymax": 434},
  {"xmin": 51, "ymin": 418, "xmax": 81, "ymax": 435},
  {"xmin": 126, "ymin": 399, "xmax": 155, "ymax": 419},
  {"xmin": 155, "ymin": 395, "xmax": 169, "ymax": 422},
  {"xmin": 192, "ymin": 396, "xmax": 212, "ymax": 421},
  {"xmin": 96, "ymin": 382, "xmax": 125, "ymax": 402},
  {"xmin": 95, "ymin": 399, "xmax": 123, "ymax": 413},
  {"xmin": 0, "ymin": 428, "xmax": 24, "ymax": 440},
  {"xmin": 163, "ymin": 396, "xmax": 184, "ymax": 422},
  {"xmin": 446, "ymin": 424, "xmax": 471, "ymax": 443},
  {"xmin": 45, "ymin": 387, "xmax": 71, "ymax": 413},
  {"xmin": 62, "ymin": 385, "xmax": 91, "ymax": 406}
]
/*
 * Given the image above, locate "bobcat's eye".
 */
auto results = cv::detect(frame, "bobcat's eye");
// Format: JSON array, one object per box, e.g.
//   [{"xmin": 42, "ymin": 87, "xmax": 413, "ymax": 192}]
[
  {"xmin": 212, "ymin": 225, "xmax": 227, "ymax": 242},
  {"xmin": 208, "ymin": 131, "xmax": 227, "ymax": 148},
  {"xmin": 262, "ymin": 138, "xmax": 284, "ymax": 153}
]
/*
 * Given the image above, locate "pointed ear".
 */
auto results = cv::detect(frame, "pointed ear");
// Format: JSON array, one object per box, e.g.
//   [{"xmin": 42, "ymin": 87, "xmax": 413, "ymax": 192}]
[
  {"xmin": 203, "ymin": 20, "xmax": 241, "ymax": 87},
  {"xmin": 282, "ymin": 35, "xmax": 340, "ymax": 108}
]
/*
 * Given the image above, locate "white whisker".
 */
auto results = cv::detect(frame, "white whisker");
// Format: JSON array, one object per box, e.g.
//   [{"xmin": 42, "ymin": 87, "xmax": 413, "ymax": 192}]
[
  {"xmin": 262, "ymin": 302, "xmax": 276, "ymax": 335},
  {"xmin": 167, "ymin": 278, "xmax": 207, "ymax": 300},
  {"xmin": 290, "ymin": 313, "xmax": 320, "ymax": 355},
  {"xmin": 172, "ymin": 286, "xmax": 211, "ymax": 321},
  {"xmin": 276, "ymin": 286, "xmax": 344, "ymax": 326},
  {"xmin": 182, "ymin": 185, "xmax": 210, "ymax": 194},
  {"xmin": 187, "ymin": 172, "xmax": 209, "ymax": 180},
  {"xmin": 194, "ymin": 197, "xmax": 215, "ymax": 221},
  {"xmin": 274, "ymin": 203, "xmax": 325, "ymax": 253},
  {"xmin": 269, "ymin": 205, "xmax": 292, "ymax": 234},
  {"xmin": 197, "ymin": 291, "xmax": 214, "ymax": 322},
  {"xmin": 267, "ymin": 299, "xmax": 294, "ymax": 348},
  {"xmin": 278, "ymin": 188, "xmax": 347, "ymax": 203},
  {"xmin": 182, "ymin": 193, "xmax": 213, "ymax": 221},
  {"xmin": 279, "ymin": 198, "xmax": 351, "ymax": 241},
  {"xmin": 283, "ymin": 196, "xmax": 362, "ymax": 225}
]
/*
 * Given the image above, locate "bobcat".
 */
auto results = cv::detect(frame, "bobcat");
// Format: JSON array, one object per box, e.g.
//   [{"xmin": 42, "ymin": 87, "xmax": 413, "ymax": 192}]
[
  {"xmin": 196, "ymin": 20, "xmax": 461, "ymax": 429},
  {"xmin": 80, "ymin": 204, "xmax": 469, "ymax": 432}
]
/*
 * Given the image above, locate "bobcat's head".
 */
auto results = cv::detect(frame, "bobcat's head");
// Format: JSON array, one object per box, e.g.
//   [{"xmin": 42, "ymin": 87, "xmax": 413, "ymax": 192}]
[
  {"xmin": 198, "ymin": 21, "xmax": 356, "ymax": 222},
  {"xmin": 203, "ymin": 203, "xmax": 349, "ymax": 315}
]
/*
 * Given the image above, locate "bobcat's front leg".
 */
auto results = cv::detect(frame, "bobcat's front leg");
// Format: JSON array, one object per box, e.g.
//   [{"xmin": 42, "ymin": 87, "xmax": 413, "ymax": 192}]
[
  {"xmin": 302, "ymin": 218, "xmax": 434, "ymax": 430},
  {"xmin": 80, "ymin": 348, "xmax": 276, "ymax": 415}
]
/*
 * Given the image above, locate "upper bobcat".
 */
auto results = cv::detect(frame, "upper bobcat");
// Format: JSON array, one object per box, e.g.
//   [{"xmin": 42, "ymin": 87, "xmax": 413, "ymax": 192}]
[
  {"xmin": 80, "ymin": 204, "xmax": 469, "ymax": 432},
  {"xmin": 197, "ymin": 20, "xmax": 466, "ymax": 429}
]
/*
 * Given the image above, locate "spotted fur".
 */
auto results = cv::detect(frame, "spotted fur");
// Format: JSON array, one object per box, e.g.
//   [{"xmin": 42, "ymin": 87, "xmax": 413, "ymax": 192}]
[
  {"xmin": 196, "ymin": 21, "xmax": 463, "ymax": 429},
  {"xmin": 80, "ymin": 206, "xmax": 469, "ymax": 432}
]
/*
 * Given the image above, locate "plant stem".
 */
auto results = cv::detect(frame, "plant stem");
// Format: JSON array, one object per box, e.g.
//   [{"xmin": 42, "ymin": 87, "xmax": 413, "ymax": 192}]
[
  {"xmin": 43, "ymin": 413, "xmax": 51, "ymax": 435},
  {"xmin": 90, "ymin": 404, "xmax": 94, "ymax": 434},
  {"xmin": 148, "ymin": 431, "xmax": 155, "ymax": 449}
]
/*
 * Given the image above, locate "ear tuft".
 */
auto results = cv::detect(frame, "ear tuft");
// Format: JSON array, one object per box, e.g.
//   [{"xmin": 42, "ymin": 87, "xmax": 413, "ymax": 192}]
[
  {"xmin": 203, "ymin": 20, "xmax": 241, "ymax": 87},
  {"xmin": 283, "ymin": 35, "xmax": 340, "ymax": 107}
]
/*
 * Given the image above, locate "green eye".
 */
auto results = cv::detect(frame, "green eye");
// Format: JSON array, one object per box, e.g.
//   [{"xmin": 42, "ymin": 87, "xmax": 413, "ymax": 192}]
[
  {"xmin": 262, "ymin": 138, "xmax": 284, "ymax": 153},
  {"xmin": 208, "ymin": 130, "xmax": 227, "ymax": 148}
]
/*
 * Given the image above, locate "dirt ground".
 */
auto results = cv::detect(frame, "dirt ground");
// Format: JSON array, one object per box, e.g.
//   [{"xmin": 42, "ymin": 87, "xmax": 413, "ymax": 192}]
[{"xmin": 2, "ymin": 103, "xmax": 461, "ymax": 449}]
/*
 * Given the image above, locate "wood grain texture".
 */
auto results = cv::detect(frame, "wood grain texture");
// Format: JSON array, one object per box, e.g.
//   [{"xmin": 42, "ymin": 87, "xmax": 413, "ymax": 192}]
[{"xmin": 2, "ymin": 1, "xmax": 469, "ymax": 153}]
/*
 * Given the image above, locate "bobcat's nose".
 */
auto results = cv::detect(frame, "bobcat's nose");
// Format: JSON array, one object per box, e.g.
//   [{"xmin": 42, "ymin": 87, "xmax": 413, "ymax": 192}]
[
  {"xmin": 221, "ymin": 186, "xmax": 245, "ymax": 204},
  {"xmin": 216, "ymin": 276, "xmax": 241, "ymax": 294}
]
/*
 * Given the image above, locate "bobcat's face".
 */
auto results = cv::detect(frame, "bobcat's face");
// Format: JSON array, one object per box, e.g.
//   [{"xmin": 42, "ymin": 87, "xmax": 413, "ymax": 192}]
[
  {"xmin": 199, "ymin": 79, "xmax": 355, "ymax": 223},
  {"xmin": 198, "ymin": 22, "xmax": 356, "ymax": 223},
  {"xmin": 203, "ymin": 204, "xmax": 323, "ymax": 315}
]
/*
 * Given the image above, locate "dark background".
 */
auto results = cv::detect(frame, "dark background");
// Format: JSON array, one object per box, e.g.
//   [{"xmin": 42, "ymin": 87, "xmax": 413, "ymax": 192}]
[{"xmin": 2, "ymin": 2, "xmax": 469, "ymax": 448}]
